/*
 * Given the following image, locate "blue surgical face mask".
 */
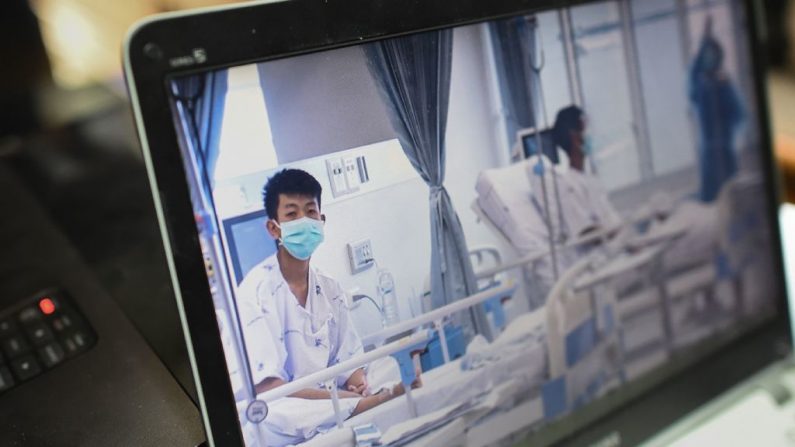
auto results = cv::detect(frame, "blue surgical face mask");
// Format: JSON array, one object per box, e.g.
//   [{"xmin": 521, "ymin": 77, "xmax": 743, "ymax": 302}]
[
  {"xmin": 583, "ymin": 135, "xmax": 594, "ymax": 157},
  {"xmin": 532, "ymin": 159, "xmax": 546, "ymax": 176},
  {"xmin": 274, "ymin": 217, "xmax": 324, "ymax": 260}
]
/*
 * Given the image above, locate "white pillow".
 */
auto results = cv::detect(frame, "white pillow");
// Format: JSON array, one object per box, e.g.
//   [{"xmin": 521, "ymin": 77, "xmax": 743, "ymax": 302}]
[{"xmin": 475, "ymin": 160, "xmax": 550, "ymax": 254}]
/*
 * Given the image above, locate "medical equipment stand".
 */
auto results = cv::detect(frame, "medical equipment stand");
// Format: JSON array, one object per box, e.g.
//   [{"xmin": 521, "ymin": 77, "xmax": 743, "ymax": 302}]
[
  {"xmin": 434, "ymin": 319, "xmax": 452, "ymax": 364},
  {"xmin": 651, "ymin": 254, "xmax": 676, "ymax": 355},
  {"xmin": 529, "ymin": 21, "xmax": 569, "ymax": 245},
  {"xmin": 404, "ymin": 385, "xmax": 419, "ymax": 419},
  {"xmin": 391, "ymin": 340, "xmax": 428, "ymax": 418},
  {"xmin": 520, "ymin": 16, "xmax": 562, "ymax": 281},
  {"xmin": 328, "ymin": 381, "xmax": 346, "ymax": 429}
]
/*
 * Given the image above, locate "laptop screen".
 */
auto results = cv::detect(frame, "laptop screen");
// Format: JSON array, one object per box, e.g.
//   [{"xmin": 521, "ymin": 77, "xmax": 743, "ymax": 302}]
[{"xmin": 165, "ymin": 0, "xmax": 777, "ymax": 444}]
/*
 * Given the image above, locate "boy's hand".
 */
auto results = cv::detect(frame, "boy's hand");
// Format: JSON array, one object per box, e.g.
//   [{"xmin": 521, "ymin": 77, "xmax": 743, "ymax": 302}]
[
  {"xmin": 392, "ymin": 366, "xmax": 423, "ymax": 396},
  {"xmin": 344, "ymin": 368, "xmax": 370, "ymax": 396}
]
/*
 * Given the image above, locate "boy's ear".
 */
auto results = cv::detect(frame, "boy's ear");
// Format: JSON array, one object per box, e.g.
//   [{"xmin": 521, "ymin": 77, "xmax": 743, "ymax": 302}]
[{"xmin": 266, "ymin": 219, "xmax": 280, "ymax": 239}]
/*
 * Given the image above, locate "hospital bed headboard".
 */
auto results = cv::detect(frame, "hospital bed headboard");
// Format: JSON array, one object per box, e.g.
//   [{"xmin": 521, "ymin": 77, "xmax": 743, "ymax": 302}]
[
  {"xmin": 473, "ymin": 160, "xmax": 553, "ymax": 255},
  {"xmin": 222, "ymin": 209, "xmax": 278, "ymax": 285}
]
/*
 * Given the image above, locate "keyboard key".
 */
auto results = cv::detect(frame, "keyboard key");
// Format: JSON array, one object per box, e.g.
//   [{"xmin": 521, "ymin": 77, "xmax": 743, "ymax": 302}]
[
  {"xmin": 72, "ymin": 332, "xmax": 91, "ymax": 350},
  {"xmin": 2, "ymin": 335, "xmax": 31, "ymax": 358},
  {"xmin": 0, "ymin": 319, "xmax": 15, "ymax": 338},
  {"xmin": 63, "ymin": 337, "xmax": 78, "ymax": 355},
  {"xmin": 38, "ymin": 343, "xmax": 65, "ymax": 368},
  {"xmin": 24, "ymin": 322, "xmax": 53, "ymax": 346},
  {"xmin": 11, "ymin": 355, "xmax": 41, "ymax": 381},
  {"xmin": 51, "ymin": 313, "xmax": 76, "ymax": 333},
  {"xmin": 0, "ymin": 290, "xmax": 95, "ymax": 393},
  {"xmin": 18, "ymin": 307, "xmax": 40, "ymax": 324},
  {"xmin": 0, "ymin": 366, "xmax": 13, "ymax": 392}
]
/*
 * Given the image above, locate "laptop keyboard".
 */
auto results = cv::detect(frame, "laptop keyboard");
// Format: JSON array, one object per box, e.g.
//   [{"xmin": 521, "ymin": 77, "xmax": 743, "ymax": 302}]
[{"xmin": 0, "ymin": 291, "xmax": 95, "ymax": 393}]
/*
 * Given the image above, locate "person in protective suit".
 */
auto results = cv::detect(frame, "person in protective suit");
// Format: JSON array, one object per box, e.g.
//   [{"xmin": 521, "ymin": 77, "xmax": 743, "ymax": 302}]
[{"xmin": 689, "ymin": 17, "xmax": 745, "ymax": 202}]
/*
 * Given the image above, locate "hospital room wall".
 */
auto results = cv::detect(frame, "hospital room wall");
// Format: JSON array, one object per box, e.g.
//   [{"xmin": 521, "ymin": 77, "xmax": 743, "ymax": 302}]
[
  {"xmin": 443, "ymin": 25, "xmax": 525, "ymax": 298},
  {"xmin": 312, "ymin": 178, "xmax": 431, "ymax": 336},
  {"xmin": 445, "ymin": 26, "xmax": 512, "ymax": 254},
  {"xmin": 312, "ymin": 24, "xmax": 523, "ymax": 336},
  {"xmin": 256, "ymin": 45, "xmax": 397, "ymax": 164},
  {"xmin": 210, "ymin": 23, "xmax": 526, "ymax": 336}
]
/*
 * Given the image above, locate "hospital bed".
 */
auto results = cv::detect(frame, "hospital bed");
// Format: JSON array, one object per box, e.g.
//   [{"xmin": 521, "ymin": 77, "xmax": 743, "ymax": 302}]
[
  {"xmin": 572, "ymin": 244, "xmax": 676, "ymax": 380},
  {"xmin": 296, "ymin": 307, "xmax": 549, "ymax": 447},
  {"xmin": 581, "ymin": 174, "xmax": 773, "ymax": 375},
  {"xmin": 715, "ymin": 174, "xmax": 776, "ymax": 315},
  {"xmin": 293, "ymin": 253, "xmax": 633, "ymax": 446},
  {"xmin": 236, "ymin": 281, "xmax": 548, "ymax": 446},
  {"xmin": 472, "ymin": 158, "xmax": 624, "ymax": 307},
  {"xmin": 237, "ymin": 251, "xmax": 671, "ymax": 446},
  {"xmin": 480, "ymin": 255, "xmax": 618, "ymax": 425},
  {"xmin": 472, "ymin": 161, "xmax": 764, "ymax": 381},
  {"xmin": 621, "ymin": 174, "xmax": 772, "ymax": 351},
  {"xmin": 229, "ymin": 176, "xmax": 767, "ymax": 446},
  {"xmin": 475, "ymin": 168, "xmax": 664, "ymax": 403},
  {"xmin": 347, "ymin": 316, "xmax": 547, "ymax": 445}
]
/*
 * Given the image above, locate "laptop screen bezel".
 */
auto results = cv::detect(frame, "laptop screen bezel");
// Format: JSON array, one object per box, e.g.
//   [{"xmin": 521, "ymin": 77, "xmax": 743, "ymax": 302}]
[{"xmin": 123, "ymin": 0, "xmax": 791, "ymax": 445}]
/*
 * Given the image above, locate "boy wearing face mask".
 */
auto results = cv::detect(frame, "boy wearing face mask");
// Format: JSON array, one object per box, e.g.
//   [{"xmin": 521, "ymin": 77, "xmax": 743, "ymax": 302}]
[
  {"xmin": 549, "ymin": 105, "xmax": 620, "ymax": 237},
  {"xmin": 236, "ymin": 169, "xmax": 410, "ymax": 435}
]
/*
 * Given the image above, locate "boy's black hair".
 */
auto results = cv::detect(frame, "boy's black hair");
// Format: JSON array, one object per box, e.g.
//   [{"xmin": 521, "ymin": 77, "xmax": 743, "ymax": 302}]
[
  {"xmin": 262, "ymin": 169, "xmax": 322, "ymax": 219},
  {"xmin": 552, "ymin": 105, "xmax": 585, "ymax": 157}
]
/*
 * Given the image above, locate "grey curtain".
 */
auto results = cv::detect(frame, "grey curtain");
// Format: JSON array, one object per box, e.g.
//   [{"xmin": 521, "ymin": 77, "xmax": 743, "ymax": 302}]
[
  {"xmin": 489, "ymin": 17, "xmax": 537, "ymax": 145},
  {"xmin": 364, "ymin": 30, "xmax": 492, "ymax": 340}
]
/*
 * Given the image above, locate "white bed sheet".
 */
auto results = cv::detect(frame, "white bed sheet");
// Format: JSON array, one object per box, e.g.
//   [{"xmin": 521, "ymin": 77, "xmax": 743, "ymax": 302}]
[
  {"xmin": 343, "ymin": 331, "xmax": 547, "ymax": 432},
  {"xmin": 300, "ymin": 310, "xmax": 548, "ymax": 446},
  {"xmin": 651, "ymin": 201, "xmax": 719, "ymax": 272}
]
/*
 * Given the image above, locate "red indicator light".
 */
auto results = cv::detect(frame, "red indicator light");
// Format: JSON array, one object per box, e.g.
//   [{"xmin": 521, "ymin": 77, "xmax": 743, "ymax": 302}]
[{"xmin": 39, "ymin": 298, "xmax": 56, "ymax": 315}]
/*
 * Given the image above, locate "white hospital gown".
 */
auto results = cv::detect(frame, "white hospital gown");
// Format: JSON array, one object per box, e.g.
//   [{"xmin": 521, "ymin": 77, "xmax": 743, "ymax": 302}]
[
  {"xmin": 522, "ymin": 154, "xmax": 621, "ymax": 308},
  {"xmin": 526, "ymin": 154, "xmax": 620, "ymax": 240},
  {"xmin": 236, "ymin": 254, "xmax": 364, "ymax": 444},
  {"xmin": 563, "ymin": 168, "xmax": 621, "ymax": 235}
]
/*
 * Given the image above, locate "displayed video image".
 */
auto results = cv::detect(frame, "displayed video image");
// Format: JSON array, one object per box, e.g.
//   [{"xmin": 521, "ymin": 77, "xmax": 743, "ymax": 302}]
[{"xmin": 168, "ymin": 0, "xmax": 776, "ymax": 445}]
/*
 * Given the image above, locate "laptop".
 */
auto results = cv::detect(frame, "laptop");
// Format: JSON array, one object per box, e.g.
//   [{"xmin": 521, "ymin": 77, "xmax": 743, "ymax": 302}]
[
  {"xmin": 124, "ymin": 0, "xmax": 791, "ymax": 445},
  {"xmin": 0, "ymin": 159, "xmax": 204, "ymax": 444}
]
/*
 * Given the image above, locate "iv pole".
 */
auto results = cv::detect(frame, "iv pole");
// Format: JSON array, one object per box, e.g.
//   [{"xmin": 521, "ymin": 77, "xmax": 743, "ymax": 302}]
[
  {"xmin": 519, "ymin": 17, "xmax": 561, "ymax": 281},
  {"xmin": 530, "ymin": 21, "xmax": 569, "ymax": 245}
]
